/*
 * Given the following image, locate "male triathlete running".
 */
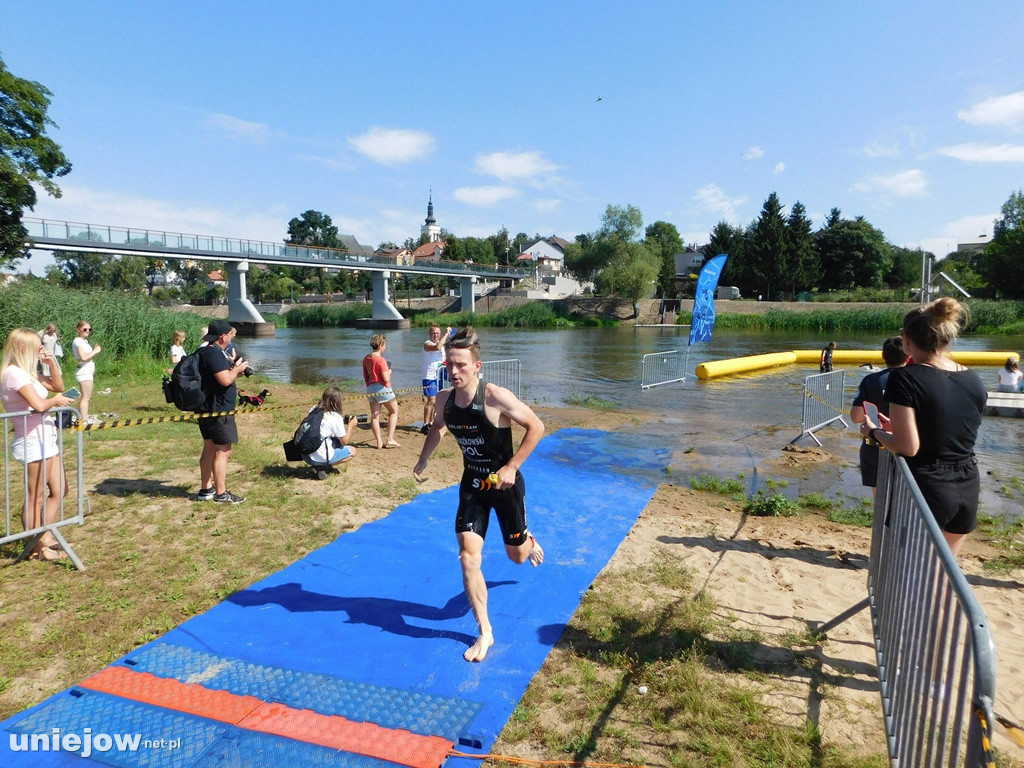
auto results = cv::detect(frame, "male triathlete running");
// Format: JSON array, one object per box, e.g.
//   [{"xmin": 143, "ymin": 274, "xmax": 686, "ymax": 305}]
[{"xmin": 413, "ymin": 326, "xmax": 544, "ymax": 662}]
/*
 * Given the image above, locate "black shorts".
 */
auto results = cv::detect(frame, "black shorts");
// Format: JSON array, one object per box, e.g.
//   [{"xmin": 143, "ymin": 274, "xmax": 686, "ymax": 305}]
[
  {"xmin": 859, "ymin": 444, "xmax": 880, "ymax": 487},
  {"xmin": 198, "ymin": 414, "xmax": 238, "ymax": 446},
  {"xmin": 911, "ymin": 456, "xmax": 979, "ymax": 535},
  {"xmin": 455, "ymin": 472, "xmax": 529, "ymax": 546}
]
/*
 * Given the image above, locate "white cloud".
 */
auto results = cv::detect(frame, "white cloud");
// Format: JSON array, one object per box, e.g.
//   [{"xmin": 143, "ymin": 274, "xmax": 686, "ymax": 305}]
[
  {"xmin": 957, "ymin": 91, "xmax": 1024, "ymax": 129},
  {"xmin": 348, "ymin": 127, "xmax": 435, "ymax": 166},
  {"xmin": 853, "ymin": 169, "xmax": 927, "ymax": 197},
  {"xmin": 858, "ymin": 139, "xmax": 901, "ymax": 158},
  {"xmin": 773, "ymin": 162, "xmax": 786, "ymax": 175},
  {"xmin": 912, "ymin": 213, "xmax": 997, "ymax": 260},
  {"xmin": 533, "ymin": 198, "xmax": 562, "ymax": 212},
  {"xmin": 693, "ymin": 183, "xmax": 746, "ymax": 222},
  {"xmin": 743, "ymin": 146, "xmax": 764, "ymax": 160},
  {"xmin": 936, "ymin": 142, "xmax": 1024, "ymax": 163},
  {"xmin": 453, "ymin": 185, "xmax": 521, "ymax": 207},
  {"xmin": 474, "ymin": 151, "xmax": 558, "ymax": 184},
  {"xmin": 203, "ymin": 112, "xmax": 272, "ymax": 145}
]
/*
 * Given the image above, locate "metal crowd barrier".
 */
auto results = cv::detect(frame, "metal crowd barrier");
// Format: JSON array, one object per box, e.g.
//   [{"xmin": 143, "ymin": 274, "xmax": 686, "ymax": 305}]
[
  {"xmin": 870, "ymin": 450, "xmax": 997, "ymax": 766},
  {"xmin": 820, "ymin": 450, "xmax": 997, "ymax": 766},
  {"xmin": 792, "ymin": 370, "xmax": 848, "ymax": 445},
  {"xmin": 435, "ymin": 359, "xmax": 522, "ymax": 400},
  {"xmin": 640, "ymin": 349, "xmax": 689, "ymax": 389},
  {"xmin": 1, "ymin": 407, "xmax": 89, "ymax": 570}
]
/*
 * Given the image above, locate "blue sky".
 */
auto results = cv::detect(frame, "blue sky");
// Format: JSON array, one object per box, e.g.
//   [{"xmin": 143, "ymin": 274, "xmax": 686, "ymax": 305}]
[{"xmin": 2, "ymin": 1, "xmax": 1023, "ymax": 274}]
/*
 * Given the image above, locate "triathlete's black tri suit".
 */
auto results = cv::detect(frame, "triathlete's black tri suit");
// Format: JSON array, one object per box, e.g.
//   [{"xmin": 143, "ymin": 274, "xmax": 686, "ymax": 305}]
[{"xmin": 444, "ymin": 382, "xmax": 529, "ymax": 545}]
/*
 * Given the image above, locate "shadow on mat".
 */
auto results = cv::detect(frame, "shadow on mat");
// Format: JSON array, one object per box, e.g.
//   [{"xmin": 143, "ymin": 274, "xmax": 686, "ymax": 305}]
[{"xmin": 228, "ymin": 580, "xmax": 516, "ymax": 647}]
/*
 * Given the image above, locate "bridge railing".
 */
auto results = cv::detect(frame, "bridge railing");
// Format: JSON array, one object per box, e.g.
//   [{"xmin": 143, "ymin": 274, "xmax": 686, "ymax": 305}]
[{"xmin": 22, "ymin": 217, "xmax": 528, "ymax": 280}]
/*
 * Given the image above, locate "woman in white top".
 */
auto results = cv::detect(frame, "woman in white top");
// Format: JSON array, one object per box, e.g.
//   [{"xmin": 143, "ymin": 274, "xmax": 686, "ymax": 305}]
[
  {"xmin": 72, "ymin": 320, "xmax": 101, "ymax": 424},
  {"xmin": 169, "ymin": 330, "xmax": 186, "ymax": 372},
  {"xmin": 997, "ymin": 357, "xmax": 1022, "ymax": 393},
  {"xmin": 0, "ymin": 328, "xmax": 76, "ymax": 561},
  {"xmin": 40, "ymin": 323, "xmax": 63, "ymax": 377},
  {"xmin": 304, "ymin": 386, "xmax": 357, "ymax": 479}
]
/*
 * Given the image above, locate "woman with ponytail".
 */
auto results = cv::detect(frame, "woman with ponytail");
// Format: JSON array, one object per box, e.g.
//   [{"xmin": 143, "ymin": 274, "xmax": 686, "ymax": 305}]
[{"xmin": 859, "ymin": 298, "xmax": 986, "ymax": 555}]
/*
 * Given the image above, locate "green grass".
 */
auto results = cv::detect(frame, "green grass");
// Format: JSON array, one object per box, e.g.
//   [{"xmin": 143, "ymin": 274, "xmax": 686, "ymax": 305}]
[
  {"xmin": 745, "ymin": 491, "xmax": 799, "ymax": 517},
  {"xmin": 689, "ymin": 473, "xmax": 745, "ymax": 495},
  {"xmin": 282, "ymin": 302, "xmax": 372, "ymax": 327},
  {"xmin": 564, "ymin": 393, "xmax": 617, "ymax": 410}
]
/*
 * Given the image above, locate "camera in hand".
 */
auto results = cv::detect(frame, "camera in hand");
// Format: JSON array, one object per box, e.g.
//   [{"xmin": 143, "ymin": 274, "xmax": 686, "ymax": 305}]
[
  {"xmin": 343, "ymin": 414, "xmax": 353, "ymax": 425},
  {"xmin": 236, "ymin": 356, "xmax": 254, "ymax": 377}
]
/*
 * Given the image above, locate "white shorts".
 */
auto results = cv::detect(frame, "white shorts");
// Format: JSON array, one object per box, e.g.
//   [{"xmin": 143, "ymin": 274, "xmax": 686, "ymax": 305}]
[
  {"xmin": 75, "ymin": 363, "xmax": 95, "ymax": 383},
  {"xmin": 12, "ymin": 432, "xmax": 60, "ymax": 463}
]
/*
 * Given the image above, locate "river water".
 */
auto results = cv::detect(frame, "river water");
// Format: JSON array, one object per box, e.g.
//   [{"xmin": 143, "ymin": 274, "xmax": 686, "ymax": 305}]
[{"xmin": 240, "ymin": 325, "xmax": 1024, "ymax": 521}]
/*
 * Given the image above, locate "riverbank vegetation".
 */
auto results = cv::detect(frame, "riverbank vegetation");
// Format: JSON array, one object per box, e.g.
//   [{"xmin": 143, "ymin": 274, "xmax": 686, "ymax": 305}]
[{"xmin": 683, "ymin": 300, "xmax": 1024, "ymax": 334}]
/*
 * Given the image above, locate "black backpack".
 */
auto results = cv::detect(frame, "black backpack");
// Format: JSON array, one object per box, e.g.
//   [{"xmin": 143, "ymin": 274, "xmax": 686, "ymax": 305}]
[
  {"xmin": 163, "ymin": 351, "xmax": 207, "ymax": 412},
  {"xmin": 292, "ymin": 407, "xmax": 326, "ymax": 455}
]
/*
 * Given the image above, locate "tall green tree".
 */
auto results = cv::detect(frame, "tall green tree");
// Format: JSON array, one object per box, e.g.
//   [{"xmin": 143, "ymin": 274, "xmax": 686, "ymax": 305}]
[
  {"xmin": 815, "ymin": 215, "xmax": 892, "ymax": 290},
  {"xmin": 704, "ymin": 221, "xmax": 753, "ymax": 293},
  {"xmin": 979, "ymin": 190, "xmax": 1024, "ymax": 298},
  {"xmin": 645, "ymin": 220, "xmax": 682, "ymax": 299},
  {"xmin": 749, "ymin": 193, "xmax": 788, "ymax": 300},
  {"xmin": 285, "ymin": 209, "xmax": 341, "ymax": 292},
  {"xmin": 0, "ymin": 55, "xmax": 72, "ymax": 267},
  {"xmin": 784, "ymin": 201, "xmax": 818, "ymax": 295},
  {"xmin": 887, "ymin": 246, "xmax": 924, "ymax": 290}
]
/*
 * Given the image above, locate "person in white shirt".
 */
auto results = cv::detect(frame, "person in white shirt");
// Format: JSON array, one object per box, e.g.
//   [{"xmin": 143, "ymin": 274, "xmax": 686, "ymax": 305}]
[
  {"xmin": 303, "ymin": 385, "xmax": 358, "ymax": 479},
  {"xmin": 421, "ymin": 324, "xmax": 452, "ymax": 434},
  {"xmin": 169, "ymin": 330, "xmax": 187, "ymax": 372},
  {"xmin": 72, "ymin": 320, "xmax": 101, "ymax": 424},
  {"xmin": 997, "ymin": 357, "xmax": 1023, "ymax": 393}
]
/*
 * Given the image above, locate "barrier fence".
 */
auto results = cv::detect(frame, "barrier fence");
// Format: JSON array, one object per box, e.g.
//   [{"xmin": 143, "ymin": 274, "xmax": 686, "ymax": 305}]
[
  {"xmin": 819, "ymin": 449, "xmax": 997, "ymax": 767},
  {"xmin": 640, "ymin": 349, "xmax": 689, "ymax": 389},
  {"xmin": 436, "ymin": 359, "xmax": 522, "ymax": 400},
  {"xmin": 792, "ymin": 369, "xmax": 848, "ymax": 445},
  {"xmin": 2, "ymin": 407, "xmax": 89, "ymax": 570}
]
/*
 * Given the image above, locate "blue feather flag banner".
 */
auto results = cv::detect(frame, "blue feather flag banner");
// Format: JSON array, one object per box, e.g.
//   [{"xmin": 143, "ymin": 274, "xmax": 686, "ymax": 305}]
[{"xmin": 689, "ymin": 253, "xmax": 729, "ymax": 346}]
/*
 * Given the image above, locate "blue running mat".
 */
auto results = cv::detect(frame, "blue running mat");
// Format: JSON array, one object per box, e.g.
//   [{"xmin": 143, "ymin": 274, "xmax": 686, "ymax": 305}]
[{"xmin": 2, "ymin": 429, "xmax": 664, "ymax": 767}]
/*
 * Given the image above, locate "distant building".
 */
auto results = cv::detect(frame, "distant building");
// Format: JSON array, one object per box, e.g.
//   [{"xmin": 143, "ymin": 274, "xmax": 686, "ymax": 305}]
[
  {"xmin": 337, "ymin": 233, "xmax": 374, "ymax": 256},
  {"xmin": 674, "ymin": 246, "xmax": 705, "ymax": 277},
  {"xmin": 518, "ymin": 237, "xmax": 568, "ymax": 273},
  {"xmin": 956, "ymin": 235, "xmax": 990, "ymax": 254},
  {"xmin": 377, "ymin": 247, "xmax": 413, "ymax": 265},
  {"xmin": 421, "ymin": 193, "xmax": 441, "ymax": 243},
  {"xmin": 412, "ymin": 241, "xmax": 446, "ymax": 263}
]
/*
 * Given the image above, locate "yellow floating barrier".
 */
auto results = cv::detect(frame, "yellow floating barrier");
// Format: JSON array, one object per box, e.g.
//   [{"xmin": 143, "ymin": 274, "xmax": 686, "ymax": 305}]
[
  {"xmin": 695, "ymin": 352, "xmax": 797, "ymax": 379},
  {"xmin": 697, "ymin": 350, "xmax": 1019, "ymax": 380}
]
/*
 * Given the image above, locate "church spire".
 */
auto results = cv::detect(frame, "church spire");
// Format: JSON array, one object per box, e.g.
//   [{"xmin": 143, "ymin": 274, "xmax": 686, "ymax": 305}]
[
  {"xmin": 421, "ymin": 189, "xmax": 441, "ymax": 243},
  {"xmin": 425, "ymin": 190, "xmax": 436, "ymax": 225}
]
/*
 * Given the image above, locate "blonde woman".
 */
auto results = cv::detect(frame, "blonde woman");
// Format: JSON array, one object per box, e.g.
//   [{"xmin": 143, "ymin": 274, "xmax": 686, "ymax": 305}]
[
  {"xmin": 72, "ymin": 320, "xmax": 101, "ymax": 424},
  {"xmin": 0, "ymin": 328, "xmax": 76, "ymax": 561},
  {"xmin": 362, "ymin": 333, "xmax": 399, "ymax": 449}
]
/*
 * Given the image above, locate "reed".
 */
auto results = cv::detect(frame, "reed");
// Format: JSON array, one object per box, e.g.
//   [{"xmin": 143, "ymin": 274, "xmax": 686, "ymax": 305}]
[
  {"xmin": 283, "ymin": 303, "xmax": 372, "ymax": 327},
  {"xmin": 0, "ymin": 282, "xmax": 209, "ymax": 375},
  {"xmin": 412, "ymin": 301, "xmax": 574, "ymax": 328}
]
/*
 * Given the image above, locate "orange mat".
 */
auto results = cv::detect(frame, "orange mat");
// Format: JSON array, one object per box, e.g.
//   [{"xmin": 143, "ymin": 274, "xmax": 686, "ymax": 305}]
[{"xmin": 81, "ymin": 666, "xmax": 453, "ymax": 768}]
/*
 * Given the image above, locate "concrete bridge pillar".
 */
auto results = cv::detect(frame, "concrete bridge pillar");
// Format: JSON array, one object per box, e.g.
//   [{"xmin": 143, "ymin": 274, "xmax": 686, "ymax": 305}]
[
  {"xmin": 226, "ymin": 261, "xmax": 274, "ymax": 336},
  {"xmin": 356, "ymin": 270, "xmax": 409, "ymax": 330},
  {"xmin": 460, "ymin": 276, "xmax": 477, "ymax": 313}
]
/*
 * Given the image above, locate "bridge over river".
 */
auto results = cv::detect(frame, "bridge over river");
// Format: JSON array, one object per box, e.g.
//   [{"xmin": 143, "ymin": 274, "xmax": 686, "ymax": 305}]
[{"xmin": 24, "ymin": 217, "xmax": 530, "ymax": 333}]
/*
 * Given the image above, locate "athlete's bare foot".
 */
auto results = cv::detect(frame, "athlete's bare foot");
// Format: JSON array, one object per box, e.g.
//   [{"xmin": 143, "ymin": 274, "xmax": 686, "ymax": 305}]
[
  {"xmin": 527, "ymin": 533, "xmax": 544, "ymax": 567},
  {"xmin": 464, "ymin": 633, "xmax": 494, "ymax": 662}
]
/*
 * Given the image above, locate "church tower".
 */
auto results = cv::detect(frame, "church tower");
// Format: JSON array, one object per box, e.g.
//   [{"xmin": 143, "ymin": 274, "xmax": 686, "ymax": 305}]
[{"xmin": 421, "ymin": 191, "xmax": 441, "ymax": 243}]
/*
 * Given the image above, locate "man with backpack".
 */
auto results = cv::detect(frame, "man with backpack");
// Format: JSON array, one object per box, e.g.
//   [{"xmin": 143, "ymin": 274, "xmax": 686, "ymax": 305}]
[{"xmin": 194, "ymin": 320, "xmax": 250, "ymax": 503}]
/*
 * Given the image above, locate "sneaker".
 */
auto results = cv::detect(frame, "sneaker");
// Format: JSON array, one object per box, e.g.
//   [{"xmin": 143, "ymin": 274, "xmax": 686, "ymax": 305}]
[
  {"xmin": 420, "ymin": 424, "xmax": 431, "ymax": 435},
  {"xmin": 213, "ymin": 491, "xmax": 245, "ymax": 504},
  {"xmin": 194, "ymin": 487, "xmax": 215, "ymax": 502}
]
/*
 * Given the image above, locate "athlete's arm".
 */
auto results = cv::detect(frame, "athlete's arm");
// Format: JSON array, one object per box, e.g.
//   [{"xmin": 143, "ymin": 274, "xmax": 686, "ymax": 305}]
[{"xmin": 485, "ymin": 383, "xmax": 544, "ymax": 488}]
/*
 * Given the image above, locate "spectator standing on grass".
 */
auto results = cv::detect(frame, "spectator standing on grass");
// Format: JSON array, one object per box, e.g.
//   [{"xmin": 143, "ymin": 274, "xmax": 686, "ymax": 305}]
[
  {"xmin": 170, "ymin": 330, "xmax": 186, "ymax": 370},
  {"xmin": 363, "ymin": 333, "xmax": 399, "ymax": 449},
  {"xmin": 850, "ymin": 336, "xmax": 905, "ymax": 492},
  {"xmin": 819, "ymin": 341, "xmax": 837, "ymax": 373},
  {"xmin": 72, "ymin": 320, "xmax": 101, "ymax": 424},
  {"xmin": 39, "ymin": 323, "xmax": 63, "ymax": 378},
  {"xmin": 1, "ymin": 328, "xmax": 76, "ymax": 561},
  {"xmin": 421, "ymin": 323, "xmax": 451, "ymax": 434},
  {"xmin": 860, "ymin": 298, "xmax": 986, "ymax": 556},
  {"xmin": 193, "ymin": 320, "xmax": 249, "ymax": 504}
]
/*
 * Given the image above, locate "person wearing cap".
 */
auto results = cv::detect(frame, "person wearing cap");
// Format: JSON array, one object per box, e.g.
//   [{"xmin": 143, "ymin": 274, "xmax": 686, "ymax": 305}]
[{"xmin": 194, "ymin": 320, "xmax": 249, "ymax": 504}]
